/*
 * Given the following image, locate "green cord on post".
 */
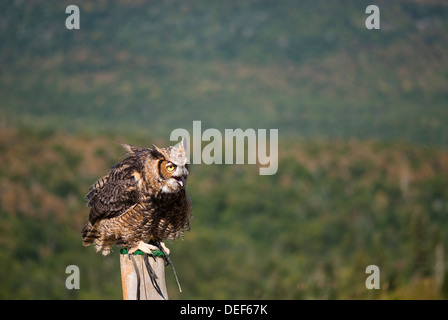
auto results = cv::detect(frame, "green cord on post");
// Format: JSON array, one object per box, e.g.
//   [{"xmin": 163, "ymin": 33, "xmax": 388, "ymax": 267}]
[{"xmin": 120, "ymin": 248, "xmax": 165, "ymax": 257}]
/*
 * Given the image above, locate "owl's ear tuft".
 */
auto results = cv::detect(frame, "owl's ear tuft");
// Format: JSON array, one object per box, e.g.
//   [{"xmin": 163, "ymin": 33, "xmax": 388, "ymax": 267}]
[
  {"xmin": 149, "ymin": 145, "xmax": 165, "ymax": 159},
  {"xmin": 121, "ymin": 143, "xmax": 144, "ymax": 154},
  {"xmin": 178, "ymin": 137, "xmax": 188, "ymax": 154},
  {"xmin": 172, "ymin": 137, "xmax": 188, "ymax": 156}
]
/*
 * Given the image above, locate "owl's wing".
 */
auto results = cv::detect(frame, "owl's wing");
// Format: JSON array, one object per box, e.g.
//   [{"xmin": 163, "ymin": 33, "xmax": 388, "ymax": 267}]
[{"xmin": 85, "ymin": 174, "xmax": 140, "ymax": 222}]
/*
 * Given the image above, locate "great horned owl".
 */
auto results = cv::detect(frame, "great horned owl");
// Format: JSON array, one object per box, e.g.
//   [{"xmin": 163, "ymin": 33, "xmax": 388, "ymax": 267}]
[{"xmin": 81, "ymin": 139, "xmax": 192, "ymax": 256}]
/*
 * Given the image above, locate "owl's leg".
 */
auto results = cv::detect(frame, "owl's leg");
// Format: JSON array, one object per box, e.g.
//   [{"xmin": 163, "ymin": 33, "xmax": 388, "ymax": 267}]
[{"xmin": 128, "ymin": 240, "xmax": 159, "ymax": 255}]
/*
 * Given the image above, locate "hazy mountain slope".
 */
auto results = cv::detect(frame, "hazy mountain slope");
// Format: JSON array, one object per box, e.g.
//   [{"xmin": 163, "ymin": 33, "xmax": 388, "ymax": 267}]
[{"xmin": 1, "ymin": 0, "xmax": 447, "ymax": 144}]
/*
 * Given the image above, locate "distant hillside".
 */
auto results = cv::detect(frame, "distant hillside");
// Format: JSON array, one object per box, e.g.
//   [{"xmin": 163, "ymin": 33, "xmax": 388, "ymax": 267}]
[
  {"xmin": 1, "ymin": 0, "xmax": 448, "ymax": 145},
  {"xmin": 0, "ymin": 126, "xmax": 447, "ymax": 299}
]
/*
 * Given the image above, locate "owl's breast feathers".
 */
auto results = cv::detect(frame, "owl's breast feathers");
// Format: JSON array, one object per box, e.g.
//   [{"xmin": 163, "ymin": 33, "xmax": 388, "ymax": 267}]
[{"xmin": 143, "ymin": 190, "xmax": 192, "ymax": 240}]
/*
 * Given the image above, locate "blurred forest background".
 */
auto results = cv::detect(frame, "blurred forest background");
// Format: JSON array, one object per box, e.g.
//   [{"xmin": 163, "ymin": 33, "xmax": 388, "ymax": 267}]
[{"xmin": 0, "ymin": 0, "xmax": 447, "ymax": 299}]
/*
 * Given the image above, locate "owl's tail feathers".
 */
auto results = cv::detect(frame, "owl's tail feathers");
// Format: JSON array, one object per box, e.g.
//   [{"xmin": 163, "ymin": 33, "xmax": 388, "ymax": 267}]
[
  {"xmin": 81, "ymin": 222, "xmax": 113, "ymax": 256},
  {"xmin": 82, "ymin": 222, "xmax": 112, "ymax": 255},
  {"xmin": 81, "ymin": 222, "xmax": 99, "ymax": 246}
]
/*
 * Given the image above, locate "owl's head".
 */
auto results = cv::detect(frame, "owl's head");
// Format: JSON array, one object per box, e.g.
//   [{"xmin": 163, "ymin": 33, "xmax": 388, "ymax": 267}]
[{"xmin": 122, "ymin": 138, "xmax": 189, "ymax": 194}]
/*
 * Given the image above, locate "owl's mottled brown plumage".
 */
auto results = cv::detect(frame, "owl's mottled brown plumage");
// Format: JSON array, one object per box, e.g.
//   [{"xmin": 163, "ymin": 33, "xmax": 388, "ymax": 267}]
[{"xmin": 81, "ymin": 140, "xmax": 192, "ymax": 255}]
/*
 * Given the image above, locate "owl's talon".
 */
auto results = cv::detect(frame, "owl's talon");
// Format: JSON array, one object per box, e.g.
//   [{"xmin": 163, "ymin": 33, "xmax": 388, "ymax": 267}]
[
  {"xmin": 128, "ymin": 240, "xmax": 159, "ymax": 255},
  {"xmin": 159, "ymin": 241, "xmax": 170, "ymax": 255}
]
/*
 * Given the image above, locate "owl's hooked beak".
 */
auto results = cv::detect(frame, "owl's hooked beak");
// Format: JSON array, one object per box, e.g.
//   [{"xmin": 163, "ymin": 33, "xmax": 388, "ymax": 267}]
[
  {"xmin": 173, "ymin": 176, "xmax": 186, "ymax": 187},
  {"xmin": 172, "ymin": 166, "xmax": 188, "ymax": 188}
]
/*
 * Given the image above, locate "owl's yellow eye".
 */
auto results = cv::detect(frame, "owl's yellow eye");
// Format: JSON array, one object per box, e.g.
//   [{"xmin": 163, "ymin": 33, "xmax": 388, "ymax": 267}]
[{"xmin": 166, "ymin": 163, "xmax": 176, "ymax": 172}]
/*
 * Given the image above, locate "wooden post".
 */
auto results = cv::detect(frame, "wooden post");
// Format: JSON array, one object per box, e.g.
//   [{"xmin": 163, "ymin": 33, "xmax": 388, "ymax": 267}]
[{"xmin": 120, "ymin": 249, "xmax": 168, "ymax": 300}]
